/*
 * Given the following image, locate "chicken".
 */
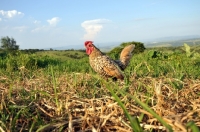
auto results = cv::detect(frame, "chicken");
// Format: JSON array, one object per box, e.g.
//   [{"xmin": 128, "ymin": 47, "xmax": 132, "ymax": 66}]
[{"xmin": 85, "ymin": 41, "xmax": 135, "ymax": 80}]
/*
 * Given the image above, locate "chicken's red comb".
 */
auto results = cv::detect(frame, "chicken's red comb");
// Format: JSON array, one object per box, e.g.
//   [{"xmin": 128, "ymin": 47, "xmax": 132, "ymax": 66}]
[{"xmin": 85, "ymin": 41, "xmax": 93, "ymax": 46}]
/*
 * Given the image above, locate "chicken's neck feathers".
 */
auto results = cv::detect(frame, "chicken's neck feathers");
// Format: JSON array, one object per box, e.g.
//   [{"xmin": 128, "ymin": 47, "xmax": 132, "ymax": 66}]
[{"xmin": 89, "ymin": 45, "xmax": 104, "ymax": 58}]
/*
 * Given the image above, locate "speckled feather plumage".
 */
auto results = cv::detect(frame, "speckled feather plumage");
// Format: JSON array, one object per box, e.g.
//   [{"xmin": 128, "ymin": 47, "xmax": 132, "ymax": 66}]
[
  {"xmin": 85, "ymin": 42, "xmax": 135, "ymax": 80},
  {"xmin": 89, "ymin": 54, "xmax": 125, "ymax": 79}
]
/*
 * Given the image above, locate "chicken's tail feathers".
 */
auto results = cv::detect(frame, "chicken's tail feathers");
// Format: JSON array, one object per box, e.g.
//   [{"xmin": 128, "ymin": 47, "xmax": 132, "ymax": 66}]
[{"xmin": 119, "ymin": 44, "xmax": 135, "ymax": 70}]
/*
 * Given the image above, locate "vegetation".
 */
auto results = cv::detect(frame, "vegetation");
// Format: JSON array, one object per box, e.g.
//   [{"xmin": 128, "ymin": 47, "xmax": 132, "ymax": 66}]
[
  {"xmin": 0, "ymin": 36, "xmax": 19, "ymax": 52},
  {"xmin": 108, "ymin": 41, "xmax": 145, "ymax": 59},
  {"xmin": 0, "ymin": 42, "xmax": 199, "ymax": 131}
]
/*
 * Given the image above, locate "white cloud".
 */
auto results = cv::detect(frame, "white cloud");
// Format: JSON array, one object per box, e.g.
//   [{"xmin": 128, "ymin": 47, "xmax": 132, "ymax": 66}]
[
  {"xmin": 14, "ymin": 26, "xmax": 28, "ymax": 32},
  {"xmin": 81, "ymin": 19, "xmax": 111, "ymax": 40},
  {"xmin": 0, "ymin": 18, "xmax": 2, "ymax": 21},
  {"xmin": 0, "ymin": 10, "xmax": 24, "ymax": 18},
  {"xmin": 32, "ymin": 18, "xmax": 60, "ymax": 33},
  {"xmin": 47, "ymin": 17, "xmax": 60, "ymax": 26},
  {"xmin": 31, "ymin": 26, "xmax": 47, "ymax": 33},
  {"xmin": 34, "ymin": 20, "xmax": 41, "ymax": 24}
]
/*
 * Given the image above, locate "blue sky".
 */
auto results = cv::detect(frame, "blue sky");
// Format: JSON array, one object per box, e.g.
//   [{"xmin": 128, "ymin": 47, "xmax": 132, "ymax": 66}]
[{"xmin": 0, "ymin": 0, "xmax": 200, "ymax": 49}]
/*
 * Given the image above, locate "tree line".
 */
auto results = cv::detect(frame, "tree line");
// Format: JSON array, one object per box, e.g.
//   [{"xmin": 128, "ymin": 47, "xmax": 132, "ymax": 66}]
[{"xmin": 1, "ymin": 36, "xmax": 146, "ymax": 55}]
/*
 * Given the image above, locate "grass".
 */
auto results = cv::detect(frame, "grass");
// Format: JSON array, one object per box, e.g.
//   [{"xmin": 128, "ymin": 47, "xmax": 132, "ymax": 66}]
[
  {"xmin": 0, "ymin": 44, "xmax": 200, "ymax": 131},
  {"xmin": 35, "ymin": 50, "xmax": 87, "ymax": 61}
]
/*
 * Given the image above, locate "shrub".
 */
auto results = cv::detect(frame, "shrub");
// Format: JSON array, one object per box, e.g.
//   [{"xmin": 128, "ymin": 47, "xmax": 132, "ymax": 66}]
[{"xmin": 108, "ymin": 41, "xmax": 145, "ymax": 59}]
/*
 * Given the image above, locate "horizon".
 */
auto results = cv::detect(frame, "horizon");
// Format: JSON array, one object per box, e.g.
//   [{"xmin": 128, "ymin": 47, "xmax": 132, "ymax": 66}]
[{"xmin": 0, "ymin": 0, "xmax": 200, "ymax": 49}]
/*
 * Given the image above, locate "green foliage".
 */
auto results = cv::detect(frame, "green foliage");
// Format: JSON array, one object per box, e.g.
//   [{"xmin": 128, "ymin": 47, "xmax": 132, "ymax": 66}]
[
  {"xmin": 120, "ymin": 41, "xmax": 145, "ymax": 54},
  {"xmin": 183, "ymin": 43, "xmax": 200, "ymax": 59},
  {"xmin": 125, "ymin": 46, "xmax": 200, "ymax": 79},
  {"xmin": 184, "ymin": 43, "xmax": 193, "ymax": 57},
  {"xmin": 0, "ymin": 36, "xmax": 19, "ymax": 52},
  {"xmin": 0, "ymin": 51, "xmax": 62, "ymax": 72},
  {"xmin": 108, "ymin": 41, "xmax": 145, "ymax": 59},
  {"xmin": 108, "ymin": 46, "xmax": 122, "ymax": 59},
  {"xmin": 0, "ymin": 51, "xmax": 92, "ymax": 78},
  {"xmin": 35, "ymin": 50, "xmax": 87, "ymax": 61},
  {"xmin": 186, "ymin": 121, "xmax": 200, "ymax": 132},
  {"xmin": 147, "ymin": 50, "xmax": 168, "ymax": 59}
]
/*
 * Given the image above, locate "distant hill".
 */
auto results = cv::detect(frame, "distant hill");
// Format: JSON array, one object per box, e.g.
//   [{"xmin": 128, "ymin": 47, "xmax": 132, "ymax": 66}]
[
  {"xmin": 50, "ymin": 45, "xmax": 84, "ymax": 50},
  {"xmin": 145, "ymin": 38, "xmax": 200, "ymax": 48},
  {"xmin": 146, "ymin": 35, "xmax": 200, "ymax": 42},
  {"xmin": 100, "ymin": 36, "xmax": 200, "ymax": 51},
  {"xmin": 48, "ymin": 35, "xmax": 200, "ymax": 50},
  {"xmin": 51, "ymin": 42, "xmax": 121, "ymax": 52}
]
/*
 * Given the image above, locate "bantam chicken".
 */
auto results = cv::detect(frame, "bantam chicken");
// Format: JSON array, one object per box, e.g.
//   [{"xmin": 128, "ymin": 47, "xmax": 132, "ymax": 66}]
[{"xmin": 85, "ymin": 41, "xmax": 135, "ymax": 80}]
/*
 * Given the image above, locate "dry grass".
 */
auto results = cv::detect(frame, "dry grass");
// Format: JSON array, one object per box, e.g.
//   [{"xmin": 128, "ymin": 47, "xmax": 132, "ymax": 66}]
[{"xmin": 0, "ymin": 70, "xmax": 199, "ymax": 132}]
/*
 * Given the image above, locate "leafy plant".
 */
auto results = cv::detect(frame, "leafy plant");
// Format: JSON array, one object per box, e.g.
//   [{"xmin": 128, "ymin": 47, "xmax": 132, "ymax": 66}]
[
  {"xmin": 147, "ymin": 50, "xmax": 168, "ymax": 59},
  {"xmin": 0, "ymin": 36, "xmax": 19, "ymax": 52},
  {"xmin": 183, "ymin": 43, "xmax": 200, "ymax": 58}
]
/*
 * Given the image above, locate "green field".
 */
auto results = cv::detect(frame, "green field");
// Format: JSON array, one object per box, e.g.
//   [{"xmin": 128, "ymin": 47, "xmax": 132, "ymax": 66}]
[{"xmin": 0, "ymin": 44, "xmax": 200, "ymax": 131}]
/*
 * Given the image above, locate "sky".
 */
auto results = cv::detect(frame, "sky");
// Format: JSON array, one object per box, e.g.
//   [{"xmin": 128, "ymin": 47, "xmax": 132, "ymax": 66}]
[{"xmin": 0, "ymin": 0, "xmax": 200, "ymax": 49}]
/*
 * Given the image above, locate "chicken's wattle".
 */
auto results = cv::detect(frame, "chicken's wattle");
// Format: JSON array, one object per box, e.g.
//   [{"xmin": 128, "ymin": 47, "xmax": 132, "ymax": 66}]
[{"xmin": 86, "ymin": 47, "xmax": 93, "ymax": 55}]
